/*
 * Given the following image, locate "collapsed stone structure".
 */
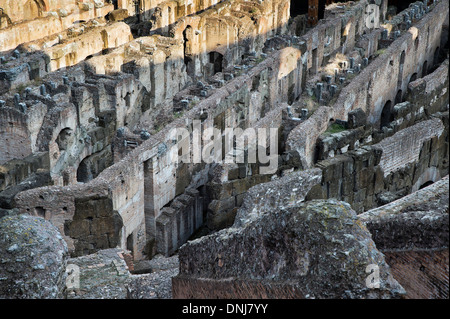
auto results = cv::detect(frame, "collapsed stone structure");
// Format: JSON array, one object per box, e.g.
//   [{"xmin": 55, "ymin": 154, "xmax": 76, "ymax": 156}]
[{"xmin": 0, "ymin": 0, "xmax": 448, "ymax": 299}]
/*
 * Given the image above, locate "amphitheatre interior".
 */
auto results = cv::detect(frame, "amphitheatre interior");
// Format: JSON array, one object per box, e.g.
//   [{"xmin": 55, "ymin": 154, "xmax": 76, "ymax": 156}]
[{"xmin": 0, "ymin": 0, "xmax": 448, "ymax": 300}]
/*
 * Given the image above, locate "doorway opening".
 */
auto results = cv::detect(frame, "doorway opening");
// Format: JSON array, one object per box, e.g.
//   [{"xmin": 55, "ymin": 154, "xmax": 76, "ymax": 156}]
[
  {"xmin": 380, "ymin": 100, "xmax": 393, "ymax": 129},
  {"xmin": 209, "ymin": 52, "xmax": 223, "ymax": 74}
]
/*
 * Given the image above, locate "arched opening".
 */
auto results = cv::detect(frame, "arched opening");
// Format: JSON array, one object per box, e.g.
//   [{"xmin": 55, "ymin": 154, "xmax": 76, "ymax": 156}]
[
  {"xmin": 422, "ymin": 60, "xmax": 428, "ymax": 77},
  {"xmin": 411, "ymin": 167, "xmax": 441, "ymax": 192},
  {"xmin": 126, "ymin": 233, "xmax": 134, "ymax": 256},
  {"xmin": 23, "ymin": 0, "xmax": 44, "ymax": 20},
  {"xmin": 419, "ymin": 180, "xmax": 434, "ymax": 190},
  {"xmin": 55, "ymin": 128, "xmax": 73, "ymax": 151},
  {"xmin": 35, "ymin": 206, "xmax": 46, "ymax": 219},
  {"xmin": 319, "ymin": 0, "xmax": 327, "ymax": 20},
  {"xmin": 183, "ymin": 26, "xmax": 194, "ymax": 75},
  {"xmin": 77, "ymin": 157, "xmax": 92, "ymax": 183},
  {"xmin": 380, "ymin": 100, "xmax": 393, "ymax": 129},
  {"xmin": 209, "ymin": 51, "xmax": 223, "ymax": 74},
  {"xmin": 183, "ymin": 26, "xmax": 193, "ymax": 54},
  {"xmin": 395, "ymin": 89, "xmax": 403, "ymax": 104},
  {"xmin": 409, "ymin": 73, "xmax": 418, "ymax": 84}
]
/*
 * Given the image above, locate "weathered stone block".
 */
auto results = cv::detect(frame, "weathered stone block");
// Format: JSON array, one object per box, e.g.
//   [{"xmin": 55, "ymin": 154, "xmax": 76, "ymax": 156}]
[{"xmin": 231, "ymin": 179, "xmax": 250, "ymax": 196}]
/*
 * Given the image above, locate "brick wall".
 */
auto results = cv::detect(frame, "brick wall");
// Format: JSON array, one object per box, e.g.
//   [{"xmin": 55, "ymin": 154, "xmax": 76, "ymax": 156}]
[
  {"xmin": 172, "ymin": 275, "xmax": 305, "ymax": 299},
  {"xmin": 384, "ymin": 249, "xmax": 449, "ymax": 299}
]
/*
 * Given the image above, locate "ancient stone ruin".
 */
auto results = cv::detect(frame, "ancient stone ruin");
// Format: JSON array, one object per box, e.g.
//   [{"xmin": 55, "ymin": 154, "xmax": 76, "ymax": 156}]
[{"xmin": 0, "ymin": 0, "xmax": 448, "ymax": 299}]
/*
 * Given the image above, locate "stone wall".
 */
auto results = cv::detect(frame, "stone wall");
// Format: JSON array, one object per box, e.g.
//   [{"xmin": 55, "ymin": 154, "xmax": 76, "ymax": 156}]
[
  {"xmin": 287, "ymin": 0, "xmax": 448, "ymax": 169},
  {"xmin": 286, "ymin": 106, "xmax": 334, "ymax": 168},
  {"xmin": 12, "ymin": 42, "xmax": 303, "ymax": 259},
  {"xmin": 406, "ymin": 59, "xmax": 449, "ymax": 116},
  {"xmin": 0, "ymin": 151, "xmax": 49, "ymax": 192},
  {"xmin": 65, "ymin": 193, "xmax": 123, "ymax": 257},
  {"xmin": 4, "ymin": 0, "xmax": 449, "ymax": 270},
  {"xmin": 359, "ymin": 176, "xmax": 449, "ymax": 250},
  {"xmin": 45, "ymin": 22, "xmax": 133, "ymax": 71},
  {"xmin": 0, "ymin": 21, "xmax": 133, "ymax": 94},
  {"xmin": 383, "ymin": 249, "xmax": 448, "ymax": 299},
  {"xmin": 358, "ymin": 177, "xmax": 449, "ymax": 299},
  {"xmin": 233, "ymin": 168, "xmax": 322, "ymax": 228},
  {"xmin": 155, "ymin": 188, "xmax": 204, "ymax": 256},
  {"xmin": 307, "ymin": 114, "xmax": 448, "ymax": 213},
  {"xmin": 0, "ymin": 1, "xmax": 114, "ymax": 52},
  {"xmin": 333, "ymin": 0, "xmax": 447, "ymax": 124}
]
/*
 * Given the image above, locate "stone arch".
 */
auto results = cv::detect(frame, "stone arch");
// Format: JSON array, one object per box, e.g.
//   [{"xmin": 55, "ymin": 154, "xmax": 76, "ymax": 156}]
[
  {"xmin": 55, "ymin": 127, "xmax": 73, "ymax": 151},
  {"xmin": 411, "ymin": 167, "xmax": 441, "ymax": 192},
  {"xmin": 23, "ymin": 0, "xmax": 47, "ymax": 20},
  {"xmin": 209, "ymin": 51, "xmax": 223, "ymax": 74},
  {"xmin": 183, "ymin": 25, "xmax": 194, "ymax": 54},
  {"xmin": 77, "ymin": 156, "xmax": 93, "ymax": 183},
  {"xmin": 408, "ymin": 73, "xmax": 418, "ymax": 85},
  {"xmin": 414, "ymin": 35, "xmax": 419, "ymax": 50}
]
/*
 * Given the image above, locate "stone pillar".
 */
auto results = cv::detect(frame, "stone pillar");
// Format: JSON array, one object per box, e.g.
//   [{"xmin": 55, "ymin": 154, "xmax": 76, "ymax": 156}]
[
  {"xmin": 144, "ymin": 158, "xmax": 157, "ymax": 241},
  {"xmin": 155, "ymin": 207, "xmax": 177, "ymax": 257}
]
